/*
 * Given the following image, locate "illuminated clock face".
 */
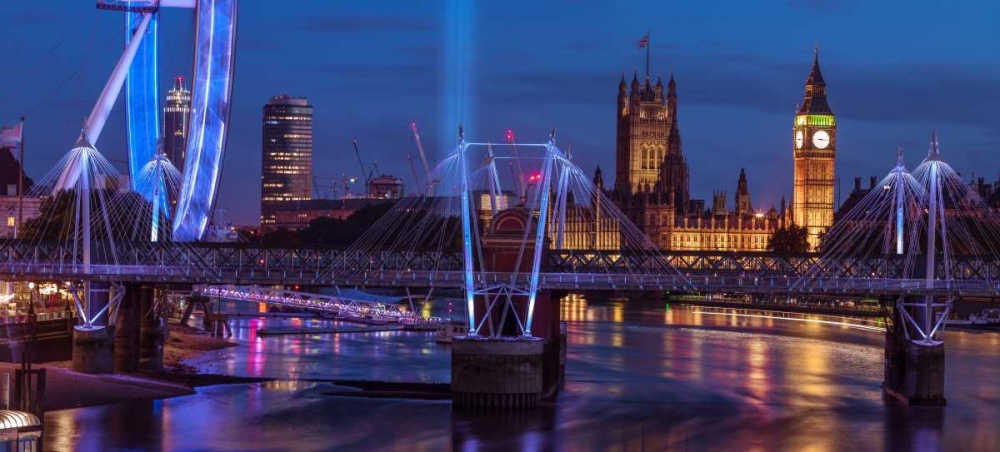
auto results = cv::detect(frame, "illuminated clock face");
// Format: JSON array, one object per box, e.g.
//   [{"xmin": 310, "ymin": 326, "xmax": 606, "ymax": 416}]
[
  {"xmin": 812, "ymin": 130, "xmax": 831, "ymax": 149},
  {"xmin": 795, "ymin": 130, "xmax": 804, "ymax": 149}
]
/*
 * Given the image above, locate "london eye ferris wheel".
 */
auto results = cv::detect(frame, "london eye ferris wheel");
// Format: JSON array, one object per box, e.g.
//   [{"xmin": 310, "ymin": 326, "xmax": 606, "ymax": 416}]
[{"xmin": 95, "ymin": 0, "xmax": 238, "ymax": 242}]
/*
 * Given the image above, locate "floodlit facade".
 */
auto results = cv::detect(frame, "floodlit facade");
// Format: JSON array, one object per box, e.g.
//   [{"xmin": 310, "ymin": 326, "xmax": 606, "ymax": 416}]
[
  {"xmin": 162, "ymin": 76, "xmax": 191, "ymax": 170},
  {"xmin": 610, "ymin": 63, "xmax": 797, "ymax": 251},
  {"xmin": 792, "ymin": 50, "xmax": 837, "ymax": 250}
]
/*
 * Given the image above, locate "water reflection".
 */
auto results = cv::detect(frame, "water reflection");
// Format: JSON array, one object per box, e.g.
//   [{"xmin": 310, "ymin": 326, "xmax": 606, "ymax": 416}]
[{"xmin": 44, "ymin": 299, "xmax": 1000, "ymax": 451}]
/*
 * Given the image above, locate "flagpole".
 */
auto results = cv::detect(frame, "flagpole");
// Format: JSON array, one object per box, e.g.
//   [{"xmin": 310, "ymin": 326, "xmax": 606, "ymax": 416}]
[
  {"xmin": 646, "ymin": 31, "xmax": 650, "ymax": 79},
  {"xmin": 16, "ymin": 117, "xmax": 24, "ymax": 240}
]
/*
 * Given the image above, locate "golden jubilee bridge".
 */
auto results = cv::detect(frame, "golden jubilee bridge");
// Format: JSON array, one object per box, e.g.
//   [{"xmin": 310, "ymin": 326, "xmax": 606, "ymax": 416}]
[{"xmin": 1, "ymin": 243, "xmax": 999, "ymax": 298}]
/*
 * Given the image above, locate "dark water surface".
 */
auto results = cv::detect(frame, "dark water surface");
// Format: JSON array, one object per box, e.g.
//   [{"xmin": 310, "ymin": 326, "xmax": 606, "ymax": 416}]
[{"xmin": 44, "ymin": 299, "xmax": 1000, "ymax": 451}]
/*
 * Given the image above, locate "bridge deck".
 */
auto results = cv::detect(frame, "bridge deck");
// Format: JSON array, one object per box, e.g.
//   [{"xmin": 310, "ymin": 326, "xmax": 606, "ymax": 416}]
[{"xmin": 1, "ymin": 243, "xmax": 998, "ymax": 298}]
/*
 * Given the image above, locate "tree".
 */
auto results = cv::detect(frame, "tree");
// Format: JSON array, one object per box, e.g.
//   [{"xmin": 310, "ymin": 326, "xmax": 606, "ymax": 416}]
[
  {"xmin": 261, "ymin": 227, "xmax": 301, "ymax": 246},
  {"xmin": 767, "ymin": 224, "xmax": 809, "ymax": 253},
  {"xmin": 21, "ymin": 189, "xmax": 158, "ymax": 242}
]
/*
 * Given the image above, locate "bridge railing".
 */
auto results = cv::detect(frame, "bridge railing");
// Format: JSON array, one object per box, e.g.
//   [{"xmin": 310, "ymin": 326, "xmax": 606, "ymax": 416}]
[
  {"xmin": 2, "ymin": 241, "xmax": 1000, "ymax": 293},
  {"xmin": 329, "ymin": 269, "xmax": 1000, "ymax": 297}
]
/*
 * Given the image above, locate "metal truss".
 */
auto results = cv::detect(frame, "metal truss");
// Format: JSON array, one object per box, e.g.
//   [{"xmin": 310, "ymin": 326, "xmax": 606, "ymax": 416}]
[
  {"xmin": 68, "ymin": 281, "xmax": 125, "ymax": 328},
  {"xmin": 2, "ymin": 241, "xmax": 999, "ymax": 297}
]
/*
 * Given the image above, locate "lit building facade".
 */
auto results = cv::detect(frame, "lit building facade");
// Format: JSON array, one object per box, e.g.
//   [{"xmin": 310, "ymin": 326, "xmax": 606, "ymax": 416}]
[
  {"xmin": 163, "ymin": 76, "xmax": 191, "ymax": 169},
  {"xmin": 792, "ymin": 50, "xmax": 837, "ymax": 250},
  {"xmin": 610, "ymin": 66, "xmax": 789, "ymax": 251},
  {"xmin": 368, "ymin": 175, "xmax": 405, "ymax": 200},
  {"xmin": 549, "ymin": 167, "xmax": 620, "ymax": 251},
  {"xmin": 0, "ymin": 147, "xmax": 39, "ymax": 238},
  {"xmin": 261, "ymin": 95, "xmax": 313, "ymax": 230}
]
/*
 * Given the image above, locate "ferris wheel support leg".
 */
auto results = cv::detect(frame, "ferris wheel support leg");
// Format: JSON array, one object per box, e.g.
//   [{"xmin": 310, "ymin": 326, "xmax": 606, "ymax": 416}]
[{"xmin": 80, "ymin": 12, "xmax": 153, "ymax": 146}]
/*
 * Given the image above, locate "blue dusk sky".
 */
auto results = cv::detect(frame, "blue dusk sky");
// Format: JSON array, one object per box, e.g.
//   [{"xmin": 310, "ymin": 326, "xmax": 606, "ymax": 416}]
[{"xmin": 2, "ymin": 1, "xmax": 999, "ymax": 224}]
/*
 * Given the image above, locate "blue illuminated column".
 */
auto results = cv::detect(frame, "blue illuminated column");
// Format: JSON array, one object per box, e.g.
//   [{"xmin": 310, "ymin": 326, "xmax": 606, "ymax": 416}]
[
  {"xmin": 173, "ymin": 0, "xmax": 238, "ymax": 241},
  {"xmin": 524, "ymin": 141, "xmax": 558, "ymax": 337},
  {"xmin": 457, "ymin": 140, "xmax": 477, "ymax": 334},
  {"xmin": 124, "ymin": 11, "xmax": 160, "ymax": 197}
]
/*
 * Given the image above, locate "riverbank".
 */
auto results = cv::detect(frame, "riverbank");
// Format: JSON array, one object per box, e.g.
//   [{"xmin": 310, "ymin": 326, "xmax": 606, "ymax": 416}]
[
  {"xmin": 3, "ymin": 322, "xmax": 266, "ymax": 411},
  {"xmin": 316, "ymin": 379, "xmax": 451, "ymax": 400}
]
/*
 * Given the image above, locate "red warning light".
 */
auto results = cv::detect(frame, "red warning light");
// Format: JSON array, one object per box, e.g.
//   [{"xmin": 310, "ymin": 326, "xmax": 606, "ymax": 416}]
[
  {"xmin": 527, "ymin": 173, "xmax": 541, "ymax": 184},
  {"xmin": 506, "ymin": 129, "xmax": 514, "ymax": 142}
]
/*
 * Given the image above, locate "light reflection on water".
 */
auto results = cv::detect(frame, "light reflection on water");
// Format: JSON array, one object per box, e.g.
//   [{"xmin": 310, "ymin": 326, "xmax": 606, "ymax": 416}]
[{"xmin": 44, "ymin": 298, "xmax": 1000, "ymax": 451}]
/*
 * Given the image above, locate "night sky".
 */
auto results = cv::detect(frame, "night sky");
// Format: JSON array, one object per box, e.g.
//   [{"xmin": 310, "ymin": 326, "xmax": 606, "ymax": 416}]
[{"xmin": 2, "ymin": 1, "xmax": 998, "ymax": 225}]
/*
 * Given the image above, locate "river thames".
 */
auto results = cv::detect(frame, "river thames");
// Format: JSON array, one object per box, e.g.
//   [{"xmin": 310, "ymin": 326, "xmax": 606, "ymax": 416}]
[{"xmin": 43, "ymin": 298, "xmax": 1000, "ymax": 451}]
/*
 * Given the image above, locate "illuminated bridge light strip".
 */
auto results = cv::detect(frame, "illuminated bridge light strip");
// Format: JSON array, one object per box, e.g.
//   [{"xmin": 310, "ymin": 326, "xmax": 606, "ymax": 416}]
[
  {"xmin": 195, "ymin": 285, "xmax": 429, "ymax": 323},
  {"xmin": 691, "ymin": 308, "xmax": 886, "ymax": 333}
]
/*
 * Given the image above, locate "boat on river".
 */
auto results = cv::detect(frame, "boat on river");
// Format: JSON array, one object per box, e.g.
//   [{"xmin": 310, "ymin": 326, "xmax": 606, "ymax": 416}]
[
  {"xmin": 435, "ymin": 322, "xmax": 469, "ymax": 344},
  {"xmin": 945, "ymin": 309, "xmax": 1000, "ymax": 331}
]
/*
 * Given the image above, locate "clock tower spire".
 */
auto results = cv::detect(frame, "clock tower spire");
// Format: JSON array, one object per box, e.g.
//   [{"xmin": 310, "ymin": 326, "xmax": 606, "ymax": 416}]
[{"xmin": 792, "ymin": 46, "xmax": 837, "ymax": 250}]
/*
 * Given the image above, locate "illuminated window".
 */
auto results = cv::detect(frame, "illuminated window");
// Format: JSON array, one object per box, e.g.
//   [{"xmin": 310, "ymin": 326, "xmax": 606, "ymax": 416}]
[{"xmin": 6, "ymin": 216, "xmax": 13, "ymax": 227}]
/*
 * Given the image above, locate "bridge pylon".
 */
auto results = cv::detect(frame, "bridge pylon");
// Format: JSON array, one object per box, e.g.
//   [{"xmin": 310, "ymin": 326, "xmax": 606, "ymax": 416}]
[
  {"xmin": 805, "ymin": 132, "xmax": 1000, "ymax": 405},
  {"xmin": 451, "ymin": 133, "xmax": 565, "ymax": 410}
]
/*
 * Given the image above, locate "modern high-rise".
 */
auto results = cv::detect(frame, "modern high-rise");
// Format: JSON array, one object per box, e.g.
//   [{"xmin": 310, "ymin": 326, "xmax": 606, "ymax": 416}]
[
  {"xmin": 163, "ymin": 76, "xmax": 191, "ymax": 169},
  {"xmin": 792, "ymin": 49, "xmax": 837, "ymax": 250},
  {"xmin": 261, "ymin": 95, "xmax": 313, "ymax": 229}
]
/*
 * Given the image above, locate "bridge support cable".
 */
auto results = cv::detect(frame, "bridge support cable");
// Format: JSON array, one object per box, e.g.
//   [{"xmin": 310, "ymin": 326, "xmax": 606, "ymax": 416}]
[
  {"xmin": 325, "ymin": 127, "xmax": 691, "ymax": 338},
  {"xmin": 801, "ymin": 132, "xmax": 1000, "ymax": 342}
]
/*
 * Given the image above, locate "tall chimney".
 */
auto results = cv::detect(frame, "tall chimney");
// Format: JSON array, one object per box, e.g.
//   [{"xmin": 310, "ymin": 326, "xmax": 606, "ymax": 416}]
[
  {"xmin": 854, "ymin": 176, "xmax": 861, "ymax": 192},
  {"xmin": 869, "ymin": 176, "xmax": 877, "ymax": 190}
]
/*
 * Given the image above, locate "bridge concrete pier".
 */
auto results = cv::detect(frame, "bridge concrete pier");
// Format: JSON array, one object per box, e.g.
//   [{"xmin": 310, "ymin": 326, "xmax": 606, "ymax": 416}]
[
  {"xmin": 138, "ymin": 316, "xmax": 165, "ymax": 373},
  {"xmin": 451, "ymin": 337, "xmax": 544, "ymax": 409},
  {"xmin": 884, "ymin": 340, "xmax": 946, "ymax": 406},
  {"xmin": 72, "ymin": 326, "xmax": 114, "ymax": 373},
  {"xmin": 109, "ymin": 284, "xmax": 165, "ymax": 373},
  {"xmin": 138, "ymin": 286, "xmax": 165, "ymax": 373},
  {"xmin": 72, "ymin": 281, "xmax": 115, "ymax": 373},
  {"xmin": 114, "ymin": 286, "xmax": 141, "ymax": 373},
  {"xmin": 883, "ymin": 301, "xmax": 946, "ymax": 406}
]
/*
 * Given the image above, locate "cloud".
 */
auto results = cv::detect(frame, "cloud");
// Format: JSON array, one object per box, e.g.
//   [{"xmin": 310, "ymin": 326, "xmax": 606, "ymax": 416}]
[
  {"xmin": 302, "ymin": 14, "xmax": 434, "ymax": 34},
  {"xmin": 482, "ymin": 49, "xmax": 1000, "ymax": 135}
]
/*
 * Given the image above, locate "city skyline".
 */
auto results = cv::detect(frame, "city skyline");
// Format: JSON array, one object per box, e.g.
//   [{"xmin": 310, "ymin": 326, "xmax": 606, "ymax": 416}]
[
  {"xmin": 0, "ymin": 3, "xmax": 999, "ymax": 448},
  {"xmin": 2, "ymin": 1, "xmax": 998, "ymax": 224}
]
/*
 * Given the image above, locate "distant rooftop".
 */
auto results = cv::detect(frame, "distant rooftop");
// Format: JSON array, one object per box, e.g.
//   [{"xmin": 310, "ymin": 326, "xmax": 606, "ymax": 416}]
[{"xmin": 267, "ymin": 95, "xmax": 309, "ymax": 106}]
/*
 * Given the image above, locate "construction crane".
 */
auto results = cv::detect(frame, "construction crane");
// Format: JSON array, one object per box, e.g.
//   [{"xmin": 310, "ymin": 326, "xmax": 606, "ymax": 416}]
[
  {"xmin": 406, "ymin": 154, "xmax": 421, "ymax": 195},
  {"xmin": 311, "ymin": 174, "xmax": 351, "ymax": 200},
  {"xmin": 410, "ymin": 122, "xmax": 432, "ymax": 176},
  {"xmin": 353, "ymin": 140, "xmax": 374, "ymax": 197},
  {"xmin": 410, "ymin": 122, "xmax": 437, "ymax": 196},
  {"xmin": 507, "ymin": 128, "xmax": 526, "ymax": 197}
]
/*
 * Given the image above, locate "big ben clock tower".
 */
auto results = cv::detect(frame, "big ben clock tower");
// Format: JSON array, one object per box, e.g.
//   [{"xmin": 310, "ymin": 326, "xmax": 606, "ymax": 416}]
[{"xmin": 793, "ymin": 47, "xmax": 836, "ymax": 250}]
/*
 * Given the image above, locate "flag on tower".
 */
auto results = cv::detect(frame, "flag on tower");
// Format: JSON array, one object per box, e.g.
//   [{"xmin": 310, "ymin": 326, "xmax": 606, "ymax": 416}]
[
  {"xmin": 637, "ymin": 33, "xmax": 649, "ymax": 49},
  {"xmin": 0, "ymin": 123, "xmax": 22, "ymax": 148}
]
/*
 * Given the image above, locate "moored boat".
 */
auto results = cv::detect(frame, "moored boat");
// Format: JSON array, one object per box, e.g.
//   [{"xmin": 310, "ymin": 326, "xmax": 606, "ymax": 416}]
[{"xmin": 435, "ymin": 322, "xmax": 469, "ymax": 344}]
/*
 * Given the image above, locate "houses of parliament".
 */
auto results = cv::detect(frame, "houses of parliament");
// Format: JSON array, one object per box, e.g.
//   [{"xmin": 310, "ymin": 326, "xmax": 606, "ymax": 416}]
[{"xmin": 608, "ymin": 50, "xmax": 836, "ymax": 251}]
